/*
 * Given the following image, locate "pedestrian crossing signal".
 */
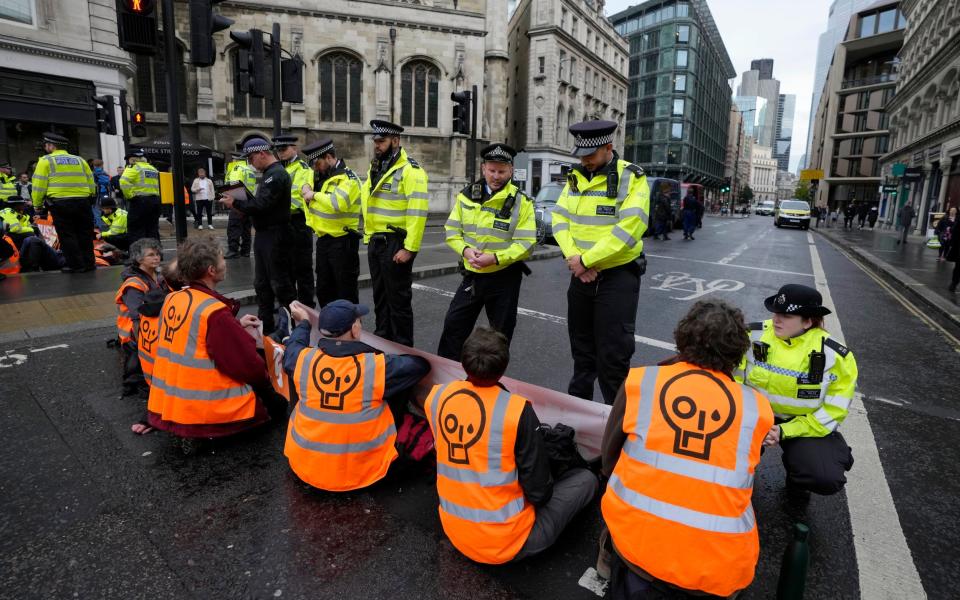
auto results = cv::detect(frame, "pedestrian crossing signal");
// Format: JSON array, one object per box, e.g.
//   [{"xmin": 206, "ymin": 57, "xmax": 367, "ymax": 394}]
[
  {"xmin": 116, "ymin": 0, "xmax": 158, "ymax": 55},
  {"xmin": 131, "ymin": 111, "xmax": 147, "ymax": 137}
]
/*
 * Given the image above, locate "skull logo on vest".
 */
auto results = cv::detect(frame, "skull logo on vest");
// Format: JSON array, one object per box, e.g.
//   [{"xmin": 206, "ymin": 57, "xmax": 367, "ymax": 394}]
[
  {"xmin": 312, "ymin": 355, "xmax": 362, "ymax": 411},
  {"xmin": 439, "ymin": 390, "xmax": 487, "ymax": 465},
  {"xmin": 161, "ymin": 292, "xmax": 193, "ymax": 344},
  {"xmin": 140, "ymin": 318, "xmax": 158, "ymax": 352},
  {"xmin": 659, "ymin": 371, "xmax": 736, "ymax": 460}
]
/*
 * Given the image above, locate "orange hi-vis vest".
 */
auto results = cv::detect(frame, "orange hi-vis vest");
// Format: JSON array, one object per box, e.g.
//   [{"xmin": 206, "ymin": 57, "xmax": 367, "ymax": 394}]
[
  {"xmin": 115, "ymin": 275, "xmax": 150, "ymax": 344},
  {"xmin": 147, "ymin": 288, "xmax": 257, "ymax": 425},
  {"xmin": 0, "ymin": 235, "xmax": 19, "ymax": 275},
  {"xmin": 283, "ymin": 346, "xmax": 394, "ymax": 492},
  {"xmin": 601, "ymin": 363, "xmax": 773, "ymax": 597},
  {"xmin": 425, "ymin": 381, "xmax": 536, "ymax": 564},
  {"xmin": 137, "ymin": 313, "xmax": 160, "ymax": 386}
]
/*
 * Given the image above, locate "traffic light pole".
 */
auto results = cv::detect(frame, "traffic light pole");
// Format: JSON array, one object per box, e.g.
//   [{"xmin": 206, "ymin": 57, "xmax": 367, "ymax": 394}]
[
  {"xmin": 162, "ymin": 0, "xmax": 187, "ymax": 243},
  {"xmin": 468, "ymin": 84, "xmax": 478, "ymax": 183},
  {"xmin": 272, "ymin": 22, "xmax": 282, "ymax": 137}
]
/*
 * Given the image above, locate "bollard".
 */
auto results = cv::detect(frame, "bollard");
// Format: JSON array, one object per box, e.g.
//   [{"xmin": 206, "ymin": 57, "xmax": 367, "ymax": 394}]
[{"xmin": 776, "ymin": 522, "xmax": 810, "ymax": 600}]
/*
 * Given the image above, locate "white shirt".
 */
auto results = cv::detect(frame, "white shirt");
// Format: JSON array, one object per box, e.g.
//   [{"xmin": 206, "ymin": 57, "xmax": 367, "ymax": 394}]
[{"xmin": 191, "ymin": 177, "xmax": 214, "ymax": 201}]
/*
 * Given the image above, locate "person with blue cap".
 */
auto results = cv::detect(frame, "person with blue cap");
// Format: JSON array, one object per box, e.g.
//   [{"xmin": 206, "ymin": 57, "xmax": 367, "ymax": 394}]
[
  {"xmin": 281, "ymin": 299, "xmax": 430, "ymax": 492},
  {"xmin": 220, "ymin": 135, "xmax": 296, "ymax": 335},
  {"xmin": 552, "ymin": 119, "xmax": 650, "ymax": 405}
]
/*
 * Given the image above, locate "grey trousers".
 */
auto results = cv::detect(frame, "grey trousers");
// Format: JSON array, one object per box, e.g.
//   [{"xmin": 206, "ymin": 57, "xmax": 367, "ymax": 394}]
[{"xmin": 512, "ymin": 468, "xmax": 598, "ymax": 561}]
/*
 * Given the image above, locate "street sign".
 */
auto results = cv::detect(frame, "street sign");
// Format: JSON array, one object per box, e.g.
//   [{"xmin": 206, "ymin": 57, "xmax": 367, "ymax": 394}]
[
  {"xmin": 903, "ymin": 167, "xmax": 923, "ymax": 180},
  {"xmin": 891, "ymin": 163, "xmax": 907, "ymax": 176},
  {"xmin": 513, "ymin": 168, "xmax": 527, "ymax": 181},
  {"xmin": 800, "ymin": 169, "xmax": 823, "ymax": 181},
  {"xmin": 882, "ymin": 184, "xmax": 897, "ymax": 192}
]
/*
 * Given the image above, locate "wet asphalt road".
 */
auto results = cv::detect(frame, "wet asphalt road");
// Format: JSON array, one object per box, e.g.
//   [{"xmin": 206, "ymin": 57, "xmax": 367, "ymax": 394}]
[{"xmin": 1, "ymin": 215, "xmax": 957, "ymax": 599}]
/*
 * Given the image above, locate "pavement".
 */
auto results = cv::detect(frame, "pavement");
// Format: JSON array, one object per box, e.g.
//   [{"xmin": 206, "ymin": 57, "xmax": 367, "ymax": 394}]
[{"xmin": 2, "ymin": 216, "xmax": 958, "ymax": 598}]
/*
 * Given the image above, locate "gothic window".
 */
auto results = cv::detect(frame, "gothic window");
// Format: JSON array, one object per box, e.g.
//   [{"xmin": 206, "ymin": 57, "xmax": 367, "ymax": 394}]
[
  {"xmin": 135, "ymin": 40, "xmax": 187, "ymax": 114},
  {"xmin": 400, "ymin": 60, "xmax": 439, "ymax": 128},
  {"xmin": 536, "ymin": 117, "xmax": 543, "ymax": 142},
  {"xmin": 231, "ymin": 48, "xmax": 274, "ymax": 119},
  {"xmin": 318, "ymin": 52, "xmax": 363, "ymax": 123}
]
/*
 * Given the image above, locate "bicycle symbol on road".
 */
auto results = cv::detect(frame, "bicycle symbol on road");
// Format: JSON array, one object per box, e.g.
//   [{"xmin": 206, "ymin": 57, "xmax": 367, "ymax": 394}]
[{"xmin": 650, "ymin": 272, "xmax": 745, "ymax": 301}]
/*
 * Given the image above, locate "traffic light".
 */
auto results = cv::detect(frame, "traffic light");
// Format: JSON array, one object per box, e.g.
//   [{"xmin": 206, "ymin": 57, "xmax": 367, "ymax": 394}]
[
  {"xmin": 94, "ymin": 95, "xmax": 117, "ymax": 135},
  {"xmin": 189, "ymin": 0, "xmax": 234, "ymax": 67},
  {"xmin": 116, "ymin": 0, "xmax": 158, "ymax": 55},
  {"xmin": 131, "ymin": 111, "xmax": 147, "ymax": 137},
  {"xmin": 230, "ymin": 29, "xmax": 268, "ymax": 98},
  {"xmin": 281, "ymin": 57, "xmax": 304, "ymax": 104},
  {"xmin": 451, "ymin": 90, "xmax": 471, "ymax": 135}
]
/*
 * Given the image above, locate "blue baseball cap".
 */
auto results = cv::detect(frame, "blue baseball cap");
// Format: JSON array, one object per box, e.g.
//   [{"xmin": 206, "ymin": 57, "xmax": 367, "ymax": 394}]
[{"xmin": 319, "ymin": 300, "xmax": 370, "ymax": 337}]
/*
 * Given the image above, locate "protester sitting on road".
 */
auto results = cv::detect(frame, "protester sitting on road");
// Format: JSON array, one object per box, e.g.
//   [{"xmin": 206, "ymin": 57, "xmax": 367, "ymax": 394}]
[
  {"xmin": 19, "ymin": 235, "xmax": 65, "ymax": 272},
  {"xmin": 281, "ymin": 300, "xmax": 430, "ymax": 492},
  {"xmin": 601, "ymin": 300, "xmax": 774, "ymax": 599},
  {"xmin": 115, "ymin": 238, "xmax": 167, "ymax": 398},
  {"xmin": 1, "ymin": 197, "xmax": 63, "ymax": 272},
  {"xmin": 736, "ymin": 284, "xmax": 857, "ymax": 513},
  {"xmin": 426, "ymin": 327, "xmax": 598, "ymax": 564},
  {"xmin": 99, "ymin": 197, "xmax": 130, "ymax": 250},
  {"xmin": 147, "ymin": 237, "xmax": 280, "ymax": 447}
]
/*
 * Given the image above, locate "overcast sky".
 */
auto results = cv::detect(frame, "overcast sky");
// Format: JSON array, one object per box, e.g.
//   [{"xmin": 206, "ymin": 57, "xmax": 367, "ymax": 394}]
[{"xmin": 605, "ymin": 0, "xmax": 835, "ymax": 172}]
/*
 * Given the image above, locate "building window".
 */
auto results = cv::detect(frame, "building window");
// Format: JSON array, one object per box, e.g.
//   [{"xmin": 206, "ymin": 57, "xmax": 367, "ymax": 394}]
[
  {"xmin": 138, "ymin": 43, "xmax": 187, "ymax": 114},
  {"xmin": 318, "ymin": 52, "xmax": 362, "ymax": 123},
  {"xmin": 676, "ymin": 49, "xmax": 688, "ymax": 68},
  {"xmin": 559, "ymin": 50, "xmax": 566, "ymax": 80},
  {"xmin": 677, "ymin": 25, "xmax": 690, "ymax": 43},
  {"xmin": 556, "ymin": 104, "xmax": 564, "ymax": 141},
  {"xmin": 572, "ymin": 17, "xmax": 578, "ymax": 38},
  {"xmin": 876, "ymin": 8, "xmax": 897, "ymax": 33},
  {"xmin": 677, "ymin": 2, "xmax": 689, "ymax": 17},
  {"xmin": 536, "ymin": 117, "xmax": 543, "ymax": 142},
  {"xmin": 587, "ymin": 30, "xmax": 592, "ymax": 50},
  {"xmin": 859, "ymin": 13, "xmax": 876, "ymax": 37},
  {"xmin": 674, "ymin": 74, "xmax": 686, "ymax": 92},
  {"xmin": 671, "ymin": 122, "xmax": 683, "ymax": 139},
  {"xmin": 561, "ymin": 8, "xmax": 567, "ymax": 29},
  {"xmin": 400, "ymin": 60, "xmax": 439, "ymax": 128},
  {"xmin": 645, "ymin": 53, "xmax": 659, "ymax": 73},
  {"xmin": 538, "ymin": 56, "xmax": 545, "ymax": 74},
  {"xmin": 569, "ymin": 57, "xmax": 577, "ymax": 85},
  {"xmin": 0, "ymin": 0, "xmax": 34, "ymax": 25},
  {"xmin": 672, "ymin": 98, "xmax": 684, "ymax": 116}
]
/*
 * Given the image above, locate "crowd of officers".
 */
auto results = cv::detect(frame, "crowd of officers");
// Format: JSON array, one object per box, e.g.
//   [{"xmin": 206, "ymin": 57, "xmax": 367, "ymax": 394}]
[{"xmin": 107, "ymin": 117, "xmax": 861, "ymax": 598}]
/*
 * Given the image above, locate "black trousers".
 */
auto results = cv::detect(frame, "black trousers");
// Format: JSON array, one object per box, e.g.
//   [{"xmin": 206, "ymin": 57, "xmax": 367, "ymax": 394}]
[
  {"xmin": 254, "ymin": 225, "xmax": 296, "ymax": 334},
  {"xmin": 437, "ymin": 263, "xmax": 524, "ymax": 360},
  {"xmin": 226, "ymin": 209, "xmax": 251, "ymax": 255},
  {"xmin": 781, "ymin": 431, "xmax": 854, "ymax": 495},
  {"xmin": 48, "ymin": 199, "xmax": 95, "ymax": 270},
  {"xmin": 952, "ymin": 260, "xmax": 960, "ymax": 287},
  {"xmin": 290, "ymin": 212, "xmax": 316, "ymax": 308},
  {"xmin": 193, "ymin": 199, "xmax": 213, "ymax": 226},
  {"xmin": 121, "ymin": 341, "xmax": 145, "ymax": 391},
  {"xmin": 19, "ymin": 236, "xmax": 63, "ymax": 271},
  {"xmin": 567, "ymin": 264, "xmax": 641, "ymax": 404},
  {"xmin": 127, "ymin": 195, "xmax": 161, "ymax": 242},
  {"xmin": 102, "ymin": 233, "xmax": 130, "ymax": 251},
  {"xmin": 368, "ymin": 233, "xmax": 415, "ymax": 346},
  {"xmin": 315, "ymin": 233, "xmax": 360, "ymax": 307}
]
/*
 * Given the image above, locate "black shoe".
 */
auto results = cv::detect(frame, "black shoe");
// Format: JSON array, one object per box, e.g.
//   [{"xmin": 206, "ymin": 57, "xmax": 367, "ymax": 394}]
[
  {"xmin": 689, "ymin": 235, "xmax": 695, "ymax": 240},
  {"xmin": 271, "ymin": 307, "xmax": 292, "ymax": 344},
  {"xmin": 121, "ymin": 384, "xmax": 140, "ymax": 397},
  {"xmin": 224, "ymin": 252, "xmax": 240, "ymax": 259}
]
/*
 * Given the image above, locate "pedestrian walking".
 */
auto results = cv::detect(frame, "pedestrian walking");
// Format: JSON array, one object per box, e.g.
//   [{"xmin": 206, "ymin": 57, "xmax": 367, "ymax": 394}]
[
  {"xmin": 935, "ymin": 207, "xmax": 956, "ymax": 262},
  {"xmin": 552, "ymin": 119, "xmax": 649, "ymax": 405},
  {"xmin": 272, "ymin": 135, "xmax": 316, "ymax": 308},
  {"xmin": 436, "ymin": 143, "xmax": 536, "ymax": 360},
  {"xmin": 897, "ymin": 200, "xmax": 915, "ymax": 244},
  {"xmin": 652, "ymin": 191, "xmax": 671, "ymax": 240},
  {"xmin": 815, "ymin": 205, "xmax": 826, "ymax": 228},
  {"xmin": 30, "ymin": 132, "xmax": 97, "ymax": 272},
  {"xmin": 190, "ymin": 168, "xmax": 215, "ymax": 230},
  {"xmin": 857, "ymin": 201, "xmax": 870, "ymax": 229},
  {"xmin": 948, "ymin": 214, "xmax": 960, "ymax": 293},
  {"xmin": 119, "ymin": 148, "xmax": 161, "ymax": 242},
  {"xmin": 831, "ymin": 207, "xmax": 839, "ymax": 227},
  {"xmin": 868, "ymin": 204, "xmax": 879, "ymax": 228},
  {"xmin": 223, "ymin": 150, "xmax": 255, "ymax": 259},
  {"xmin": 301, "ymin": 138, "xmax": 362, "ymax": 307},
  {"xmin": 219, "ymin": 136, "xmax": 296, "ymax": 335},
  {"xmin": 843, "ymin": 202, "xmax": 856, "ymax": 229},
  {"xmin": 361, "ymin": 120, "xmax": 429, "ymax": 346},
  {"xmin": 681, "ymin": 190, "xmax": 699, "ymax": 240}
]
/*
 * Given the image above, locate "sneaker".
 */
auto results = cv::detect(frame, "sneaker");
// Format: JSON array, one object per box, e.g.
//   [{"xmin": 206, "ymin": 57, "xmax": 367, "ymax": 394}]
[
  {"xmin": 194, "ymin": 223, "xmax": 201, "ymax": 229},
  {"xmin": 207, "ymin": 224, "xmax": 214, "ymax": 230},
  {"xmin": 271, "ymin": 307, "xmax": 292, "ymax": 343}
]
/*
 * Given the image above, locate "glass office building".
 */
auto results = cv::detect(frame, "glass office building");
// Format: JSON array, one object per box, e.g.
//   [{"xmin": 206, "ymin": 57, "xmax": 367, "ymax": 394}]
[{"xmin": 611, "ymin": 0, "xmax": 735, "ymax": 188}]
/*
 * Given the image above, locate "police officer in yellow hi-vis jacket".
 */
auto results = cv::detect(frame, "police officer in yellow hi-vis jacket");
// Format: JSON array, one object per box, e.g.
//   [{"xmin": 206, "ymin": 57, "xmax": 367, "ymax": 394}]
[
  {"xmin": 437, "ymin": 143, "xmax": 536, "ymax": 360},
  {"xmin": 736, "ymin": 284, "xmax": 857, "ymax": 507},
  {"xmin": 224, "ymin": 149, "xmax": 255, "ymax": 259},
  {"xmin": 118, "ymin": 147, "xmax": 161, "ymax": 242},
  {"xmin": 552, "ymin": 120, "xmax": 649, "ymax": 405},
  {"xmin": 362, "ymin": 120, "xmax": 429, "ymax": 346},
  {"xmin": 301, "ymin": 137, "xmax": 362, "ymax": 306},
  {"xmin": 31, "ymin": 131, "xmax": 97, "ymax": 272},
  {"xmin": 273, "ymin": 135, "xmax": 316, "ymax": 308}
]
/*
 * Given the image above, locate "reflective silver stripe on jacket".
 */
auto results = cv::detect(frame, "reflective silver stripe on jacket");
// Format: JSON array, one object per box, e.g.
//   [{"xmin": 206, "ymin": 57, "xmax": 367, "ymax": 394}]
[
  {"xmin": 439, "ymin": 496, "xmax": 527, "ymax": 523},
  {"xmin": 149, "ymin": 375, "xmax": 252, "ymax": 401},
  {"xmin": 155, "ymin": 296, "xmax": 221, "ymax": 370},
  {"xmin": 288, "ymin": 416, "xmax": 397, "ymax": 454}
]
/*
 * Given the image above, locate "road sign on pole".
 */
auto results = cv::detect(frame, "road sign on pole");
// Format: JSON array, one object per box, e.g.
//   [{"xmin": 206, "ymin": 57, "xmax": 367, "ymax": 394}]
[{"xmin": 800, "ymin": 169, "xmax": 824, "ymax": 181}]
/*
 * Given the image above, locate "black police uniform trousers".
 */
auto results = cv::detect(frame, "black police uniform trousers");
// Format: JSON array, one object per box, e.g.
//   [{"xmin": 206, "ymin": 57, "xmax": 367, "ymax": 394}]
[
  {"xmin": 779, "ymin": 428, "xmax": 854, "ymax": 495},
  {"xmin": 254, "ymin": 224, "xmax": 297, "ymax": 334},
  {"xmin": 368, "ymin": 232, "xmax": 415, "ymax": 346},
  {"xmin": 290, "ymin": 212, "xmax": 316, "ymax": 307},
  {"xmin": 315, "ymin": 233, "xmax": 360, "ymax": 307},
  {"xmin": 567, "ymin": 262, "xmax": 641, "ymax": 405},
  {"xmin": 226, "ymin": 208, "xmax": 251, "ymax": 256},
  {"xmin": 48, "ymin": 198, "xmax": 95, "ymax": 270},
  {"xmin": 127, "ymin": 195, "xmax": 161, "ymax": 242},
  {"xmin": 437, "ymin": 262, "xmax": 524, "ymax": 360}
]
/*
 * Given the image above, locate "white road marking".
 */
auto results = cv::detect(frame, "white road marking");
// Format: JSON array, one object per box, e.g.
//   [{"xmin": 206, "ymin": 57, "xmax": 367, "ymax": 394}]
[
  {"xmin": 29, "ymin": 344, "xmax": 68, "ymax": 353},
  {"xmin": 0, "ymin": 351, "xmax": 28, "ymax": 368},
  {"xmin": 650, "ymin": 271, "xmax": 745, "ymax": 301},
  {"xmin": 644, "ymin": 253, "xmax": 814, "ymax": 277},
  {"xmin": 578, "ymin": 567, "xmax": 608, "ymax": 597},
  {"xmin": 718, "ymin": 228, "xmax": 769, "ymax": 265},
  {"xmin": 807, "ymin": 231, "xmax": 926, "ymax": 599},
  {"xmin": 411, "ymin": 283, "xmax": 676, "ymax": 351}
]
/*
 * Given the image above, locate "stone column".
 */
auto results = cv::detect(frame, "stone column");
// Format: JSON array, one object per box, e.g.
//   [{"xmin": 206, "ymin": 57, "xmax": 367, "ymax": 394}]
[
  {"xmin": 483, "ymin": 0, "xmax": 509, "ymax": 142},
  {"xmin": 937, "ymin": 168, "xmax": 950, "ymax": 212},
  {"xmin": 917, "ymin": 169, "xmax": 933, "ymax": 233}
]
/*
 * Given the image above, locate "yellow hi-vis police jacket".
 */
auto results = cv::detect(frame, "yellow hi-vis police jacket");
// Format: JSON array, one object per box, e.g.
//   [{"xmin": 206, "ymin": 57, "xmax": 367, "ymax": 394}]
[
  {"xmin": 0, "ymin": 207, "xmax": 33, "ymax": 235},
  {"xmin": 285, "ymin": 157, "xmax": 312, "ymax": 214},
  {"xmin": 362, "ymin": 148, "xmax": 429, "ymax": 252},
  {"xmin": 119, "ymin": 161, "xmax": 161, "ymax": 199},
  {"xmin": 304, "ymin": 160, "xmax": 362, "ymax": 238},
  {"xmin": 31, "ymin": 150, "xmax": 96, "ymax": 209},
  {"xmin": 552, "ymin": 158, "xmax": 649, "ymax": 271},
  {"xmin": 225, "ymin": 161, "xmax": 257, "ymax": 195},
  {"xmin": 102, "ymin": 209, "xmax": 128, "ymax": 237},
  {"xmin": 735, "ymin": 320, "xmax": 858, "ymax": 439},
  {"xmin": 444, "ymin": 180, "xmax": 536, "ymax": 274},
  {"xmin": 0, "ymin": 173, "xmax": 17, "ymax": 198}
]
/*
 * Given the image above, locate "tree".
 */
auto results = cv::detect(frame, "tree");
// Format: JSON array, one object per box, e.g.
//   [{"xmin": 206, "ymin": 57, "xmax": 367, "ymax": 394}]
[
  {"xmin": 794, "ymin": 180, "xmax": 811, "ymax": 201},
  {"xmin": 739, "ymin": 185, "xmax": 754, "ymax": 203}
]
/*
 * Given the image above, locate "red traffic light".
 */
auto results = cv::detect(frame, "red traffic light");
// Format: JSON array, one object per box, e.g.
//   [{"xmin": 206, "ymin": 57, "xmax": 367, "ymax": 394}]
[
  {"xmin": 132, "ymin": 111, "xmax": 145, "ymax": 124},
  {"xmin": 122, "ymin": 0, "xmax": 155, "ymax": 13}
]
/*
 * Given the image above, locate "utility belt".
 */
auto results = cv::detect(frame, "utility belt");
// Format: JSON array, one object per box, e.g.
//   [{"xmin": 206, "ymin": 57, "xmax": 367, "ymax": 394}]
[
  {"xmin": 369, "ymin": 225, "xmax": 407, "ymax": 245},
  {"xmin": 599, "ymin": 253, "xmax": 647, "ymax": 277},
  {"xmin": 46, "ymin": 196, "xmax": 93, "ymax": 206},
  {"xmin": 290, "ymin": 211, "xmax": 307, "ymax": 226},
  {"xmin": 459, "ymin": 260, "xmax": 531, "ymax": 279}
]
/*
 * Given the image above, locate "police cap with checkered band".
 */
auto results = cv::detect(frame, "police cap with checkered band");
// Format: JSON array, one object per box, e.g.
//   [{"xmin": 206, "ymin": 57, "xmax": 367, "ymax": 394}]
[
  {"xmin": 569, "ymin": 119, "xmax": 617, "ymax": 157},
  {"xmin": 480, "ymin": 143, "xmax": 517, "ymax": 164},
  {"xmin": 369, "ymin": 119, "xmax": 404, "ymax": 140},
  {"xmin": 302, "ymin": 138, "xmax": 336, "ymax": 164},
  {"xmin": 764, "ymin": 284, "xmax": 832, "ymax": 317}
]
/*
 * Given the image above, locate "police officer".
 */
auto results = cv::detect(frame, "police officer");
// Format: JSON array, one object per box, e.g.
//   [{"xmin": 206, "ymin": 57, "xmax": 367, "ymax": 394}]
[
  {"xmin": 736, "ymin": 284, "xmax": 857, "ymax": 509},
  {"xmin": 273, "ymin": 134, "xmax": 316, "ymax": 307},
  {"xmin": 31, "ymin": 132, "xmax": 97, "ymax": 272},
  {"xmin": 219, "ymin": 136, "xmax": 295, "ymax": 335},
  {"xmin": 224, "ymin": 149, "xmax": 255, "ymax": 259},
  {"xmin": 1, "ymin": 197, "xmax": 37, "ymax": 247},
  {"xmin": 362, "ymin": 120, "xmax": 430, "ymax": 346},
  {"xmin": 436, "ymin": 143, "xmax": 536, "ymax": 360},
  {"xmin": 552, "ymin": 120, "xmax": 649, "ymax": 405},
  {"xmin": 118, "ymin": 148, "xmax": 161, "ymax": 242},
  {"xmin": 301, "ymin": 138, "xmax": 362, "ymax": 306},
  {"xmin": 0, "ymin": 161, "xmax": 17, "ymax": 198}
]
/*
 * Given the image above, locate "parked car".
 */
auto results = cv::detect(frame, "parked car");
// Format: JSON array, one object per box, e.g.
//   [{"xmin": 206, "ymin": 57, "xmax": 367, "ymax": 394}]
[
  {"xmin": 774, "ymin": 199, "xmax": 812, "ymax": 229},
  {"xmin": 756, "ymin": 200, "xmax": 776, "ymax": 216},
  {"xmin": 534, "ymin": 182, "xmax": 564, "ymax": 245}
]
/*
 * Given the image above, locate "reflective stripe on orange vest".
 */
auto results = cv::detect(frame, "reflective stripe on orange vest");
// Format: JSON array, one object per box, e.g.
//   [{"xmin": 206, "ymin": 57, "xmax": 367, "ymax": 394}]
[
  {"xmin": 137, "ymin": 314, "xmax": 160, "ymax": 386},
  {"xmin": 147, "ymin": 288, "xmax": 257, "ymax": 425},
  {"xmin": 283, "ymin": 348, "xmax": 394, "ymax": 492},
  {"xmin": 115, "ymin": 276, "xmax": 150, "ymax": 344},
  {"xmin": 0, "ymin": 236, "xmax": 19, "ymax": 275},
  {"xmin": 601, "ymin": 364, "xmax": 773, "ymax": 597},
  {"xmin": 426, "ymin": 381, "xmax": 535, "ymax": 564}
]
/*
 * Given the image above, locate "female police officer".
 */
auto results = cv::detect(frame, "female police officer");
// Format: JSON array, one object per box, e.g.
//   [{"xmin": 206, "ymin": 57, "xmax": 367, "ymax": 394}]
[{"xmin": 736, "ymin": 284, "xmax": 857, "ymax": 510}]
